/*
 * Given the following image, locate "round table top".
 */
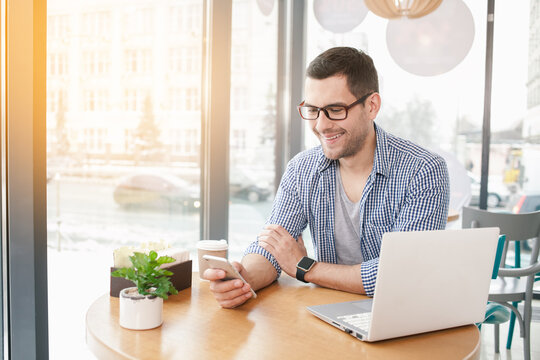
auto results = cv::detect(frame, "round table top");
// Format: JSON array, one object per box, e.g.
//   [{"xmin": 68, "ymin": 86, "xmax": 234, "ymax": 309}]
[
  {"xmin": 86, "ymin": 273, "xmax": 480, "ymax": 360},
  {"xmin": 448, "ymin": 209, "xmax": 460, "ymax": 222}
]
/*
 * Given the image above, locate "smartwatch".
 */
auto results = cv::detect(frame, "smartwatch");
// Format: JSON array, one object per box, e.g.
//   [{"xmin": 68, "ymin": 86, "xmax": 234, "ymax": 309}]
[{"xmin": 296, "ymin": 256, "xmax": 316, "ymax": 283}]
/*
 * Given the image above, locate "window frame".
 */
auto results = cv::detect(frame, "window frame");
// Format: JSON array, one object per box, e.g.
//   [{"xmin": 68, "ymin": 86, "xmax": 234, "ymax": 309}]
[{"xmin": 2, "ymin": 0, "xmax": 49, "ymax": 358}]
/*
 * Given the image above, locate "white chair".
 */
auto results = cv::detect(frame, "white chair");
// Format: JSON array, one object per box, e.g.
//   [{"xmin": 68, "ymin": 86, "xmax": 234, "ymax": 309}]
[{"xmin": 462, "ymin": 206, "xmax": 540, "ymax": 360}]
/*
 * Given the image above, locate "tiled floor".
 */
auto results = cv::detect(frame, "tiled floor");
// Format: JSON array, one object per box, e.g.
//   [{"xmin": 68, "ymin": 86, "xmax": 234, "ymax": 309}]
[{"xmin": 479, "ymin": 300, "xmax": 540, "ymax": 360}]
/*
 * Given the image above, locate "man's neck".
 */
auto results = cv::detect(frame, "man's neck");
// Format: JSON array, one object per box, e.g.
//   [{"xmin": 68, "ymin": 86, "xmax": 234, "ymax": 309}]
[{"xmin": 338, "ymin": 129, "xmax": 376, "ymax": 176}]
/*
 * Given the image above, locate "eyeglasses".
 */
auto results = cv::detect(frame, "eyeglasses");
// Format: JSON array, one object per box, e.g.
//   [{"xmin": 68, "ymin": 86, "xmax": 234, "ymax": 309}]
[{"xmin": 297, "ymin": 92, "xmax": 375, "ymax": 121}]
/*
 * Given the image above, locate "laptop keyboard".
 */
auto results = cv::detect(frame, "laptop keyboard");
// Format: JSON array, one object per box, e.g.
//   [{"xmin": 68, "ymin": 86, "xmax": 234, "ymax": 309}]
[{"xmin": 337, "ymin": 313, "xmax": 372, "ymax": 332}]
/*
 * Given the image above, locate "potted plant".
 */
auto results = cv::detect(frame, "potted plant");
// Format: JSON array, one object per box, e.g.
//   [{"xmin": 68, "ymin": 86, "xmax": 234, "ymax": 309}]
[{"xmin": 111, "ymin": 250, "xmax": 178, "ymax": 330}]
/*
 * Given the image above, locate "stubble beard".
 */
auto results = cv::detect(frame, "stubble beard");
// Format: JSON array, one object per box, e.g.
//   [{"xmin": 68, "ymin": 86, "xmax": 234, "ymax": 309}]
[{"xmin": 316, "ymin": 125, "xmax": 369, "ymax": 160}]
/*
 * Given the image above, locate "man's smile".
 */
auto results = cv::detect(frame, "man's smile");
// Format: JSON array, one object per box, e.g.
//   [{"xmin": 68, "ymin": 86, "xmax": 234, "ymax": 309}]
[{"xmin": 320, "ymin": 132, "xmax": 345, "ymax": 144}]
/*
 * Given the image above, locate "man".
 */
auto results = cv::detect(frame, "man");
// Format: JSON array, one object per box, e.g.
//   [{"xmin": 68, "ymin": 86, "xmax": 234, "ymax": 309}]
[{"xmin": 204, "ymin": 47, "xmax": 450, "ymax": 308}]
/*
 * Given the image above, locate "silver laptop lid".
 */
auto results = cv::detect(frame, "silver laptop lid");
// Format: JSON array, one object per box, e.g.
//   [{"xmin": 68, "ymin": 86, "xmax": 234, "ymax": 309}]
[{"xmin": 367, "ymin": 227, "xmax": 499, "ymax": 341}]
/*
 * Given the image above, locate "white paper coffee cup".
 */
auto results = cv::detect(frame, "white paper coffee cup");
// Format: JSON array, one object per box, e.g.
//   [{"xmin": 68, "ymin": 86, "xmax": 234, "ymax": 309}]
[{"xmin": 197, "ymin": 240, "xmax": 228, "ymax": 279}]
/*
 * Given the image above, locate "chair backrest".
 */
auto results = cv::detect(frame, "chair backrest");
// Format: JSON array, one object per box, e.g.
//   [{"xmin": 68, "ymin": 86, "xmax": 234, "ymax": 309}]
[
  {"xmin": 492, "ymin": 235, "xmax": 506, "ymax": 279},
  {"xmin": 462, "ymin": 206, "xmax": 540, "ymax": 241},
  {"xmin": 462, "ymin": 206, "xmax": 540, "ymax": 269}
]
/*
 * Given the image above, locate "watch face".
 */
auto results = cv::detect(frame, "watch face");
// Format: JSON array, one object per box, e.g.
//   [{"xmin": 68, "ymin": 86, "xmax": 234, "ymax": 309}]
[{"xmin": 297, "ymin": 257, "xmax": 315, "ymax": 271}]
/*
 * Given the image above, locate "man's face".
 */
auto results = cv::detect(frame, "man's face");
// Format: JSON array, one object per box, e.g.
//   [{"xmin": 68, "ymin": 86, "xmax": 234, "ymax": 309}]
[{"xmin": 304, "ymin": 75, "xmax": 372, "ymax": 160}]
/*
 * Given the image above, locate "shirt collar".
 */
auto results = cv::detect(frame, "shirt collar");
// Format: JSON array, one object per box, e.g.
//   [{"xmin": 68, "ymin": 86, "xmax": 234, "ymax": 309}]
[
  {"xmin": 316, "ymin": 122, "xmax": 390, "ymax": 177},
  {"xmin": 372, "ymin": 122, "xmax": 390, "ymax": 177}
]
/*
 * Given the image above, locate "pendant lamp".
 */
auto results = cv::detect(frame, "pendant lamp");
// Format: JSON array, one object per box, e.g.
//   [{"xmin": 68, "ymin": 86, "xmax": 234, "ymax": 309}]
[{"xmin": 364, "ymin": 0, "xmax": 442, "ymax": 19}]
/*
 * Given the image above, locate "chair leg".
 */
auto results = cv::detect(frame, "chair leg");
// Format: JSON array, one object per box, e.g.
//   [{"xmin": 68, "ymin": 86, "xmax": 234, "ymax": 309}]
[
  {"xmin": 506, "ymin": 301, "xmax": 518, "ymax": 349},
  {"xmin": 523, "ymin": 297, "xmax": 532, "ymax": 360},
  {"xmin": 494, "ymin": 324, "xmax": 500, "ymax": 353},
  {"xmin": 524, "ymin": 325, "xmax": 531, "ymax": 360}
]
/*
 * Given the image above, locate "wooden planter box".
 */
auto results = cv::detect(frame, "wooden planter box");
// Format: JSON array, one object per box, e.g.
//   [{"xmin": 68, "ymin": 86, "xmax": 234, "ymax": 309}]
[{"xmin": 110, "ymin": 260, "xmax": 192, "ymax": 297}]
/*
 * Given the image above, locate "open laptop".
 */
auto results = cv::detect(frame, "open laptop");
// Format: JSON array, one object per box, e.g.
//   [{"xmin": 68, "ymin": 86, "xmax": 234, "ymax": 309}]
[{"xmin": 307, "ymin": 227, "xmax": 500, "ymax": 342}]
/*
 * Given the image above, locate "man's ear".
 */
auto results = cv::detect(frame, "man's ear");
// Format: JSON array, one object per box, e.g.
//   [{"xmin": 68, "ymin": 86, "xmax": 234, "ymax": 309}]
[{"xmin": 367, "ymin": 93, "xmax": 381, "ymax": 120}]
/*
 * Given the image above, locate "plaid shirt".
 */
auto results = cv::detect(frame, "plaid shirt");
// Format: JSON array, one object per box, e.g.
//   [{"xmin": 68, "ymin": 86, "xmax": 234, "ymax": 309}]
[{"xmin": 245, "ymin": 123, "xmax": 450, "ymax": 296}]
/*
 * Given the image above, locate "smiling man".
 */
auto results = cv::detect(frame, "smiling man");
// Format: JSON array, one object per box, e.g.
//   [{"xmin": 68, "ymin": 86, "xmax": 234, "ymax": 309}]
[{"xmin": 204, "ymin": 47, "xmax": 450, "ymax": 308}]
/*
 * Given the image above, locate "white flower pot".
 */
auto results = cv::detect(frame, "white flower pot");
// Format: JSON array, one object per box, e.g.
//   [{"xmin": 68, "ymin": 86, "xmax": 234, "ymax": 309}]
[{"xmin": 119, "ymin": 287, "xmax": 163, "ymax": 330}]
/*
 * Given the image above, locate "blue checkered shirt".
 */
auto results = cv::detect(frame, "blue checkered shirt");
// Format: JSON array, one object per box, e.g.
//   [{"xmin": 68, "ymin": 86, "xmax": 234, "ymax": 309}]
[{"xmin": 245, "ymin": 123, "xmax": 450, "ymax": 296}]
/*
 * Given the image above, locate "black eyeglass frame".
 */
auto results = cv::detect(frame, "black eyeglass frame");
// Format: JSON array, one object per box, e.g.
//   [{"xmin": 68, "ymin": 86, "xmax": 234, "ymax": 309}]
[{"xmin": 297, "ymin": 91, "xmax": 375, "ymax": 121}]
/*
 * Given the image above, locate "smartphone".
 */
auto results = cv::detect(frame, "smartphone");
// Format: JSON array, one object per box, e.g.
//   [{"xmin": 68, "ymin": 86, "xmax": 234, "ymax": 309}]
[{"xmin": 202, "ymin": 255, "xmax": 257, "ymax": 298}]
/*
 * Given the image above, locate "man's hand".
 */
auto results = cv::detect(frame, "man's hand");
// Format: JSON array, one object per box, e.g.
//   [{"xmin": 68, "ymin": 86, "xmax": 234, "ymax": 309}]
[
  {"xmin": 203, "ymin": 262, "xmax": 254, "ymax": 308},
  {"xmin": 257, "ymin": 224, "xmax": 307, "ymax": 277}
]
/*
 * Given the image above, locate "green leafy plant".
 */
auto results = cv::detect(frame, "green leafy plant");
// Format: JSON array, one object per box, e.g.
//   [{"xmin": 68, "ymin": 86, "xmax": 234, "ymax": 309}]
[{"xmin": 111, "ymin": 250, "xmax": 179, "ymax": 299}]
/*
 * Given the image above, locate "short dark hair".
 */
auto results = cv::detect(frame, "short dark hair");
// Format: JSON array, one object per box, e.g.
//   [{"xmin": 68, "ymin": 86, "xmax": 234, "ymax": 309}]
[{"xmin": 306, "ymin": 47, "xmax": 379, "ymax": 98}]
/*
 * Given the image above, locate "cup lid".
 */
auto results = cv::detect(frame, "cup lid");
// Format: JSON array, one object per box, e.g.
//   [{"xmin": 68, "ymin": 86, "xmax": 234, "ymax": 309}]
[{"xmin": 197, "ymin": 239, "xmax": 228, "ymax": 250}]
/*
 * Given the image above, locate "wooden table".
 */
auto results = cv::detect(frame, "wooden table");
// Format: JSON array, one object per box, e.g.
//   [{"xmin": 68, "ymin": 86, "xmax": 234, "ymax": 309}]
[
  {"xmin": 448, "ymin": 209, "xmax": 460, "ymax": 222},
  {"xmin": 86, "ymin": 273, "xmax": 481, "ymax": 360}
]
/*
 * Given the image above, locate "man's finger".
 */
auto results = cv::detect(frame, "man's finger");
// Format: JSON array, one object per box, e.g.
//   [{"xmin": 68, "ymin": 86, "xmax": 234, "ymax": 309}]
[
  {"xmin": 259, "ymin": 236, "xmax": 280, "ymax": 251},
  {"xmin": 265, "ymin": 224, "xmax": 287, "ymax": 236},
  {"xmin": 231, "ymin": 261, "xmax": 244, "ymax": 273},
  {"xmin": 258, "ymin": 240, "xmax": 276, "ymax": 254},
  {"xmin": 203, "ymin": 268, "xmax": 226, "ymax": 281},
  {"xmin": 259, "ymin": 235, "xmax": 278, "ymax": 246},
  {"xmin": 258, "ymin": 229, "xmax": 273, "ymax": 237},
  {"xmin": 219, "ymin": 292, "xmax": 252, "ymax": 308},
  {"xmin": 209, "ymin": 278, "xmax": 244, "ymax": 293},
  {"xmin": 261, "ymin": 228, "xmax": 281, "ymax": 239},
  {"xmin": 271, "ymin": 224, "xmax": 296, "ymax": 239},
  {"xmin": 213, "ymin": 285, "xmax": 251, "ymax": 302}
]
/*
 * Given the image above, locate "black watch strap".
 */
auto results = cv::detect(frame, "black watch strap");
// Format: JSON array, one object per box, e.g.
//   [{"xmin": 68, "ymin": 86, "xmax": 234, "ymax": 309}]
[
  {"xmin": 296, "ymin": 257, "xmax": 316, "ymax": 283},
  {"xmin": 296, "ymin": 267, "xmax": 309, "ymax": 283}
]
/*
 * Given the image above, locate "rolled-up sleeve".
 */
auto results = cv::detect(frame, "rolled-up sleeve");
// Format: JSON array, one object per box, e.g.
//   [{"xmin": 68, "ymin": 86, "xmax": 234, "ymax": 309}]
[
  {"xmin": 243, "ymin": 158, "xmax": 308, "ymax": 278},
  {"xmin": 359, "ymin": 156, "xmax": 450, "ymax": 297},
  {"xmin": 360, "ymin": 258, "xmax": 379, "ymax": 296}
]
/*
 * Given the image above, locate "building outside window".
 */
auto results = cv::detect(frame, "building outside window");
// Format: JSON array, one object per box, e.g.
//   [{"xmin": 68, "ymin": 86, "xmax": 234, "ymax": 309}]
[
  {"xmin": 47, "ymin": 89, "xmax": 67, "ymax": 113},
  {"xmin": 228, "ymin": 0, "xmax": 278, "ymax": 258},
  {"xmin": 82, "ymin": 51, "xmax": 111, "ymax": 75},
  {"xmin": 124, "ymin": 88, "xmax": 147, "ymax": 111},
  {"xmin": 83, "ymin": 128, "xmax": 108, "ymax": 153},
  {"xmin": 185, "ymin": 88, "xmax": 199, "ymax": 111},
  {"xmin": 84, "ymin": 89, "xmax": 109, "ymax": 112},
  {"xmin": 231, "ymin": 128, "xmax": 247, "ymax": 150},
  {"xmin": 124, "ymin": 7, "xmax": 154, "ymax": 35},
  {"xmin": 48, "ymin": 14, "xmax": 70, "ymax": 39},
  {"xmin": 169, "ymin": 47, "xmax": 200, "ymax": 73},
  {"xmin": 232, "ymin": 46, "xmax": 248, "ymax": 71},
  {"xmin": 82, "ymin": 11, "xmax": 111, "ymax": 37},
  {"xmin": 40, "ymin": 1, "xmax": 539, "ymax": 359},
  {"xmin": 168, "ymin": 2, "xmax": 201, "ymax": 34},
  {"xmin": 46, "ymin": 2, "xmax": 204, "ymax": 356},
  {"xmin": 124, "ymin": 48, "xmax": 152, "ymax": 74},
  {"xmin": 173, "ymin": 128, "xmax": 199, "ymax": 155},
  {"xmin": 48, "ymin": 52, "xmax": 68, "ymax": 76},
  {"xmin": 186, "ymin": 3, "xmax": 202, "ymax": 33}
]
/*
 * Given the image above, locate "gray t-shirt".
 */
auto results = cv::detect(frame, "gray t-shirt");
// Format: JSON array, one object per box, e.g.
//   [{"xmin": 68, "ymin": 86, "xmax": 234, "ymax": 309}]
[{"xmin": 334, "ymin": 165, "xmax": 364, "ymax": 265}]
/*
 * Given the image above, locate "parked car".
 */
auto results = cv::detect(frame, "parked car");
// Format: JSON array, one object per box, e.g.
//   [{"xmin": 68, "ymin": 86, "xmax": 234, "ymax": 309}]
[
  {"xmin": 230, "ymin": 171, "xmax": 272, "ymax": 202},
  {"xmin": 468, "ymin": 173, "xmax": 510, "ymax": 208},
  {"xmin": 508, "ymin": 192, "xmax": 540, "ymax": 214},
  {"xmin": 114, "ymin": 174, "xmax": 200, "ymax": 211}
]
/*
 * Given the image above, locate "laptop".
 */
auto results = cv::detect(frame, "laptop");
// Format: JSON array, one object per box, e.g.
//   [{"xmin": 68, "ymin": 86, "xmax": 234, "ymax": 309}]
[{"xmin": 307, "ymin": 227, "xmax": 500, "ymax": 342}]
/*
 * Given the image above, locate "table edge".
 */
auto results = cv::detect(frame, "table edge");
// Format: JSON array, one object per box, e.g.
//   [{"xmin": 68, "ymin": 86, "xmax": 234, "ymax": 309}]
[{"xmin": 86, "ymin": 295, "xmax": 135, "ymax": 360}]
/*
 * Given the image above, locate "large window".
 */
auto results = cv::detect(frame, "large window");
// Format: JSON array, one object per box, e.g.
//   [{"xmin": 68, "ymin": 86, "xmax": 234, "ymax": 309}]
[
  {"xmin": 46, "ymin": 0, "xmax": 203, "ymax": 358},
  {"xmin": 4, "ymin": 0, "xmax": 536, "ymax": 358},
  {"xmin": 227, "ymin": 0, "xmax": 278, "ymax": 260}
]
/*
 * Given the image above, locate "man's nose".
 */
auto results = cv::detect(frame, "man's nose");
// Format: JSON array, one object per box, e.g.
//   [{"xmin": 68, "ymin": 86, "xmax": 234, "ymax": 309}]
[{"xmin": 314, "ymin": 110, "xmax": 334, "ymax": 131}]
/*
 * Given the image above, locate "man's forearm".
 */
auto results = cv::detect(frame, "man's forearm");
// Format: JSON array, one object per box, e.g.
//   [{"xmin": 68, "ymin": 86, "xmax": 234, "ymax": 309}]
[
  {"xmin": 304, "ymin": 262, "xmax": 365, "ymax": 295},
  {"xmin": 241, "ymin": 253, "xmax": 278, "ymax": 291}
]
